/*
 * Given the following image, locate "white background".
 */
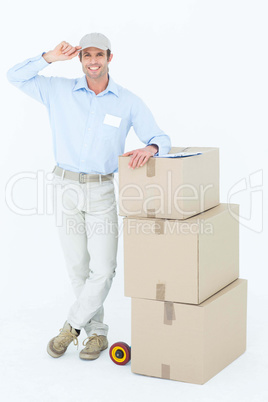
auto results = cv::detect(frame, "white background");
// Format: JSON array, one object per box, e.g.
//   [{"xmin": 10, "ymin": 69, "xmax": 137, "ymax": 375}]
[{"xmin": 1, "ymin": 0, "xmax": 267, "ymax": 401}]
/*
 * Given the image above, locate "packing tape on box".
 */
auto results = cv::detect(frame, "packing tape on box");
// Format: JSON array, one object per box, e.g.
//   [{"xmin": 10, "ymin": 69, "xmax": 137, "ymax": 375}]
[
  {"xmin": 146, "ymin": 209, "xmax": 156, "ymax": 218},
  {"xmin": 161, "ymin": 364, "xmax": 170, "ymax": 380},
  {"xmin": 156, "ymin": 284, "xmax": 165, "ymax": 300},
  {"xmin": 152, "ymin": 219, "xmax": 165, "ymax": 234},
  {"xmin": 164, "ymin": 301, "xmax": 176, "ymax": 325},
  {"xmin": 152, "ymin": 220, "xmax": 165, "ymax": 234},
  {"xmin": 146, "ymin": 157, "xmax": 155, "ymax": 177}
]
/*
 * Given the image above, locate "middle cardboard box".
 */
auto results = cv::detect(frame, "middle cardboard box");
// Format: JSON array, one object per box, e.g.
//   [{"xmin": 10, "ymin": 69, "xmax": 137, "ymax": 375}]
[{"xmin": 123, "ymin": 203, "xmax": 239, "ymax": 304}]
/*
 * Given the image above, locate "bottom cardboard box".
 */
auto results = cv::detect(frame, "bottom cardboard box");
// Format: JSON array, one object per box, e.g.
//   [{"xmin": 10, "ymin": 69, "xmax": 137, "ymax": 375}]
[{"xmin": 131, "ymin": 279, "xmax": 247, "ymax": 385}]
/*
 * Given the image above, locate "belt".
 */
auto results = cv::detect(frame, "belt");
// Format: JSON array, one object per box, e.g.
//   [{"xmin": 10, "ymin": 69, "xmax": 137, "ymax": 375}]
[{"xmin": 52, "ymin": 166, "xmax": 114, "ymax": 183}]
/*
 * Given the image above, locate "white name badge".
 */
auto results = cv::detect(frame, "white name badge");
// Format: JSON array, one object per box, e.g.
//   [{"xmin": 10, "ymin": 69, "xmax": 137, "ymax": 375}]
[{"xmin": 103, "ymin": 114, "xmax": 122, "ymax": 128}]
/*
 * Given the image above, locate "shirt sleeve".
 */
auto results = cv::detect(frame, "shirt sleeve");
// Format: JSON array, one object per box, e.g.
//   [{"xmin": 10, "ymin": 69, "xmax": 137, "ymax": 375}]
[
  {"xmin": 6, "ymin": 53, "xmax": 53, "ymax": 106},
  {"xmin": 130, "ymin": 95, "xmax": 171, "ymax": 156}
]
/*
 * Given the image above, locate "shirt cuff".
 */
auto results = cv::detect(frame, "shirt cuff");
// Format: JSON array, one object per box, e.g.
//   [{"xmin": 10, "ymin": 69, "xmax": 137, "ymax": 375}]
[
  {"xmin": 148, "ymin": 137, "xmax": 171, "ymax": 156},
  {"xmin": 149, "ymin": 143, "xmax": 159, "ymax": 155},
  {"xmin": 23, "ymin": 53, "xmax": 51, "ymax": 72},
  {"xmin": 39, "ymin": 52, "xmax": 51, "ymax": 67}
]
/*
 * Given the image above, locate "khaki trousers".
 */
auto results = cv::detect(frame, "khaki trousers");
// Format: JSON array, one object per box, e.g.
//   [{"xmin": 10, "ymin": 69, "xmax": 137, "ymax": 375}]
[{"xmin": 52, "ymin": 173, "xmax": 118, "ymax": 337}]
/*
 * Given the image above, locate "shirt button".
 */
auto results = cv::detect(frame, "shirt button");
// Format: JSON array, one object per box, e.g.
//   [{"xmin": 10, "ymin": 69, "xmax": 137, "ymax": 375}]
[
  {"xmin": 88, "ymin": 128, "xmax": 91, "ymax": 131},
  {"xmin": 90, "ymin": 111, "xmax": 95, "ymax": 114}
]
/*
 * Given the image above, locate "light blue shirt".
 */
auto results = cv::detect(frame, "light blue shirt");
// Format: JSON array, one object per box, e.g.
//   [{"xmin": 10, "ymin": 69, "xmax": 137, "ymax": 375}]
[{"xmin": 7, "ymin": 54, "xmax": 171, "ymax": 174}]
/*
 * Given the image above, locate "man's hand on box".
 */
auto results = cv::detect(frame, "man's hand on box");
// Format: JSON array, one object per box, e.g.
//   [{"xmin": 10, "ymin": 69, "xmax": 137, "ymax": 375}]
[{"xmin": 122, "ymin": 145, "xmax": 158, "ymax": 169}]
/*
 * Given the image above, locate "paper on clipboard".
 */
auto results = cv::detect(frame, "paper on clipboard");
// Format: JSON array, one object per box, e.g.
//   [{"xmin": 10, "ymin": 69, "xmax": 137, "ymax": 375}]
[{"xmin": 154, "ymin": 151, "xmax": 202, "ymax": 158}]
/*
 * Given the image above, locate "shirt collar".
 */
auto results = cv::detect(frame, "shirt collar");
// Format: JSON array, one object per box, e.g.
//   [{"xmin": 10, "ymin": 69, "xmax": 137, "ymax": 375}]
[{"xmin": 73, "ymin": 74, "xmax": 119, "ymax": 97}]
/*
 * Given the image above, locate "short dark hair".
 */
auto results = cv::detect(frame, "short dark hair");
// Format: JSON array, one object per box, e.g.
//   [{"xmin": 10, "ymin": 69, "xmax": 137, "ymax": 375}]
[{"xmin": 79, "ymin": 49, "xmax": 111, "ymax": 61}]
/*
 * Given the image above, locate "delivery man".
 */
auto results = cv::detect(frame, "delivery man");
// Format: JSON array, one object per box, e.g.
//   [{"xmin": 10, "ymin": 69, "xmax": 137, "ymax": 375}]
[{"xmin": 7, "ymin": 32, "xmax": 171, "ymax": 360}]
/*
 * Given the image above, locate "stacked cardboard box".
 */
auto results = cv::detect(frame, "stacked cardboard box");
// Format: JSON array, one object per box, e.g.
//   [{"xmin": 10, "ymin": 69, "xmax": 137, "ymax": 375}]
[{"xmin": 118, "ymin": 147, "xmax": 247, "ymax": 385}]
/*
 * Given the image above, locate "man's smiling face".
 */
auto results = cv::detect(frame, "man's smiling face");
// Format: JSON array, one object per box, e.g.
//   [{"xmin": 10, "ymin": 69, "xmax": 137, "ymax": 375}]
[{"xmin": 80, "ymin": 47, "xmax": 113, "ymax": 80}]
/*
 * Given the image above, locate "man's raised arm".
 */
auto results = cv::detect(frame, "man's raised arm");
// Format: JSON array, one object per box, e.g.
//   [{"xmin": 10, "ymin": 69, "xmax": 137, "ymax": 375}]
[{"xmin": 6, "ymin": 41, "xmax": 81, "ymax": 104}]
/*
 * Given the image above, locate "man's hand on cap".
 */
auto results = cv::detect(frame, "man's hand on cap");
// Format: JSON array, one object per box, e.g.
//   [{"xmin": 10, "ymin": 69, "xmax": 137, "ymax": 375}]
[{"xmin": 43, "ymin": 41, "xmax": 82, "ymax": 63}]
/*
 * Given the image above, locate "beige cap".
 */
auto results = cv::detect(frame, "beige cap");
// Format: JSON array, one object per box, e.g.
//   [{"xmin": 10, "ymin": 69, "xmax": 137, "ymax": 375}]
[{"xmin": 79, "ymin": 33, "xmax": 111, "ymax": 51}]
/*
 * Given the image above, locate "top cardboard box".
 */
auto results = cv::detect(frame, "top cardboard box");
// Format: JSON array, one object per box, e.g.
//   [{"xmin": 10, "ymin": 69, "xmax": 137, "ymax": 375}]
[{"xmin": 118, "ymin": 147, "xmax": 219, "ymax": 220}]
